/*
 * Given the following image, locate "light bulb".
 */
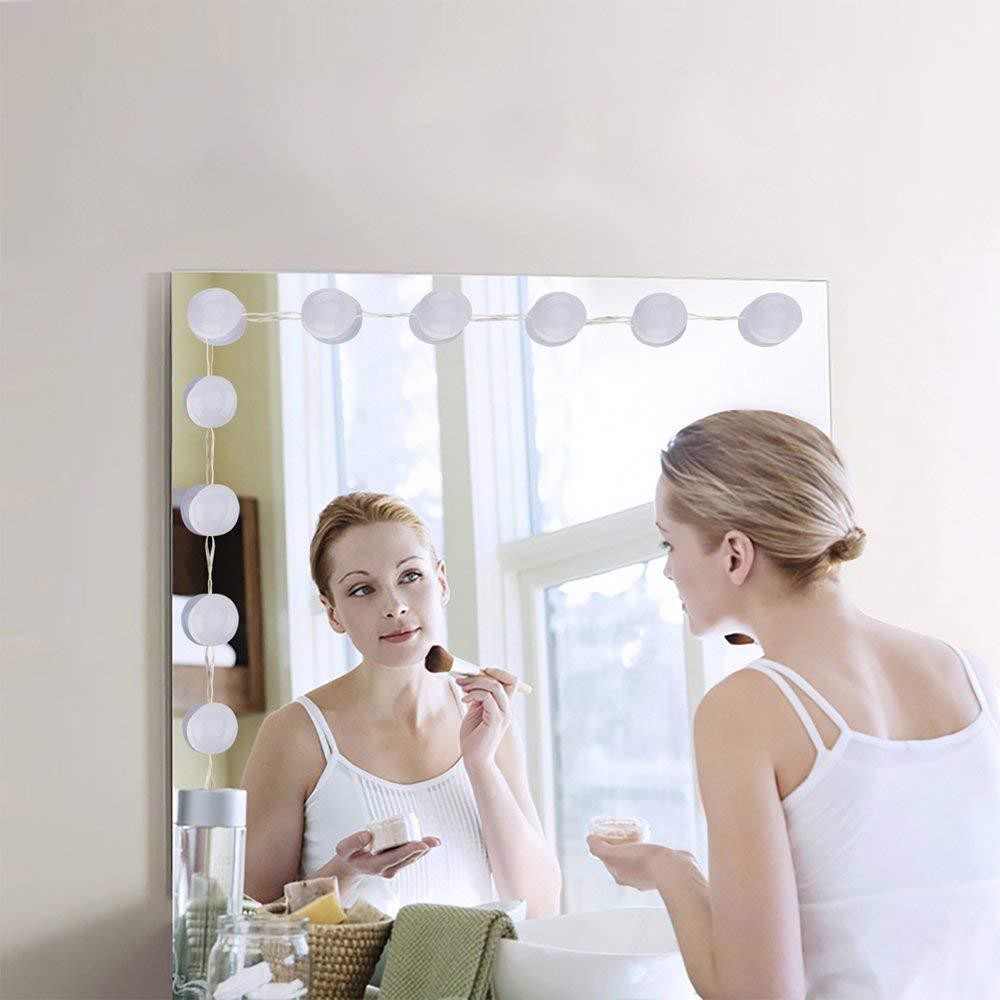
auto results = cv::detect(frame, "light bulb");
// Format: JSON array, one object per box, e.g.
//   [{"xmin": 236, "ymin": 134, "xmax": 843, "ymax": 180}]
[
  {"xmin": 301, "ymin": 288, "xmax": 363, "ymax": 344},
  {"xmin": 180, "ymin": 484, "xmax": 240, "ymax": 536},
  {"xmin": 409, "ymin": 290, "xmax": 472, "ymax": 344},
  {"xmin": 183, "ymin": 702, "xmax": 238, "ymax": 755},
  {"xmin": 525, "ymin": 292, "xmax": 586, "ymax": 347},
  {"xmin": 631, "ymin": 293, "xmax": 687, "ymax": 346},
  {"xmin": 187, "ymin": 288, "xmax": 247, "ymax": 346},
  {"xmin": 738, "ymin": 293, "xmax": 802, "ymax": 347},
  {"xmin": 184, "ymin": 375, "xmax": 238, "ymax": 429},
  {"xmin": 181, "ymin": 593, "xmax": 239, "ymax": 646}
]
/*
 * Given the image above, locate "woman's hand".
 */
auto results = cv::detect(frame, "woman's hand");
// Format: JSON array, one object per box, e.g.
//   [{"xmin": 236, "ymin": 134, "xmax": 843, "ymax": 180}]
[
  {"xmin": 328, "ymin": 829, "xmax": 441, "ymax": 897},
  {"xmin": 456, "ymin": 668, "xmax": 518, "ymax": 771},
  {"xmin": 587, "ymin": 836, "xmax": 705, "ymax": 896}
]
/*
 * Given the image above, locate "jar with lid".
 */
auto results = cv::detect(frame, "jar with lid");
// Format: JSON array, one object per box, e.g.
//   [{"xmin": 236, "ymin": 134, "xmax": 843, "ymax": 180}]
[{"xmin": 207, "ymin": 916, "xmax": 311, "ymax": 999}]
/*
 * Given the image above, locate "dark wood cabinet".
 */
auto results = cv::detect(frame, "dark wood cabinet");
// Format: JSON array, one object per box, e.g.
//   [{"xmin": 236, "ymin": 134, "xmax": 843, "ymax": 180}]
[{"xmin": 172, "ymin": 496, "xmax": 265, "ymax": 714}]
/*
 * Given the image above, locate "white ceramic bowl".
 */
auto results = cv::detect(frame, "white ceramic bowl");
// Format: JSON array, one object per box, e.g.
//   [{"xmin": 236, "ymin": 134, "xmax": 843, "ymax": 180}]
[{"xmin": 492, "ymin": 906, "xmax": 695, "ymax": 1000}]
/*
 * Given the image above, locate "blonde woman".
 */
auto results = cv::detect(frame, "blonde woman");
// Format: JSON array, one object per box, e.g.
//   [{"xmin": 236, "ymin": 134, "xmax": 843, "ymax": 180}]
[
  {"xmin": 242, "ymin": 492, "xmax": 561, "ymax": 919},
  {"xmin": 589, "ymin": 410, "xmax": 1000, "ymax": 999}
]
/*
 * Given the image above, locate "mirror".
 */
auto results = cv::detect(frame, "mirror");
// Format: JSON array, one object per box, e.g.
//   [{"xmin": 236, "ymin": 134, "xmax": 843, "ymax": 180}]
[{"xmin": 170, "ymin": 271, "xmax": 829, "ymax": 916}]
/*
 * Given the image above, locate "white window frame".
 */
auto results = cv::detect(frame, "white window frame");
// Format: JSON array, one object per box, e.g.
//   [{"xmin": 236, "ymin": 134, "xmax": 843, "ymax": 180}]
[
  {"xmin": 461, "ymin": 275, "xmax": 709, "ymax": 858},
  {"xmin": 279, "ymin": 272, "xmax": 829, "ymax": 871},
  {"xmin": 278, "ymin": 273, "xmax": 352, "ymax": 698}
]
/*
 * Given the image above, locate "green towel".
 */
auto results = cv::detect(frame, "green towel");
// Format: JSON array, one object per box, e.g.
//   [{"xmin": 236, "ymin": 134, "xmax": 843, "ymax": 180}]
[{"xmin": 378, "ymin": 904, "xmax": 517, "ymax": 1000}]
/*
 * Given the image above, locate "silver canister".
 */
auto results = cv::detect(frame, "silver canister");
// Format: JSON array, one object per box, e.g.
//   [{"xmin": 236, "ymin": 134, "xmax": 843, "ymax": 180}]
[{"xmin": 173, "ymin": 788, "xmax": 247, "ymax": 999}]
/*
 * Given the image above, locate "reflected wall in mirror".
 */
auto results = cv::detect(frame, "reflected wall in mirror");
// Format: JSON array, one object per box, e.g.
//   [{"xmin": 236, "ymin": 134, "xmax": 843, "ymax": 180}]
[{"xmin": 171, "ymin": 271, "xmax": 830, "ymax": 916}]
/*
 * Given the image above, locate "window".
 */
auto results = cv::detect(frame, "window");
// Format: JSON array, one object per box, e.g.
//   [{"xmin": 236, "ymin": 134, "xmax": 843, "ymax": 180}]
[
  {"xmin": 280, "ymin": 272, "xmax": 829, "ymax": 909},
  {"xmin": 546, "ymin": 559, "xmax": 695, "ymax": 912}
]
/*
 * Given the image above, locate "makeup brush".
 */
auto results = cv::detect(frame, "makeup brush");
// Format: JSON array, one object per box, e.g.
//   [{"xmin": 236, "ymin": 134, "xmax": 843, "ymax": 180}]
[{"xmin": 425, "ymin": 644, "xmax": 533, "ymax": 696}]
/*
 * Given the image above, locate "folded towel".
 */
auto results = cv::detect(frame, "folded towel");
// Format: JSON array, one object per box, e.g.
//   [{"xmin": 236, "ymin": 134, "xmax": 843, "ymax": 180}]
[{"xmin": 378, "ymin": 904, "xmax": 516, "ymax": 1000}]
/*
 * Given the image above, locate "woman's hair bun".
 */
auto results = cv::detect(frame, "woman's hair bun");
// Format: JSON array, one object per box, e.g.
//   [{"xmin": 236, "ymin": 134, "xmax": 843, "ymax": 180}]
[{"xmin": 828, "ymin": 525, "xmax": 866, "ymax": 563}]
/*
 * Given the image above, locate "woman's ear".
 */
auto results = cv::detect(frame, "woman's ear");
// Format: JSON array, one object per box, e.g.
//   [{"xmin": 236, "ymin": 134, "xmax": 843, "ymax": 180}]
[
  {"xmin": 437, "ymin": 559, "xmax": 450, "ymax": 606},
  {"xmin": 723, "ymin": 531, "xmax": 755, "ymax": 586},
  {"xmin": 318, "ymin": 593, "xmax": 347, "ymax": 635}
]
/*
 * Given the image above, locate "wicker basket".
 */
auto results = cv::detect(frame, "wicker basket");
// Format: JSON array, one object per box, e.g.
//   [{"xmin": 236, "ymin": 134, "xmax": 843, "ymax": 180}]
[{"xmin": 243, "ymin": 898, "xmax": 393, "ymax": 1000}]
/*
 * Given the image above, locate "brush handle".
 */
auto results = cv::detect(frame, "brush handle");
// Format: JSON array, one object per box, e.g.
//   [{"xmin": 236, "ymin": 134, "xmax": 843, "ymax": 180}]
[
  {"xmin": 469, "ymin": 669, "xmax": 533, "ymax": 697},
  {"xmin": 452, "ymin": 659, "xmax": 533, "ymax": 696}
]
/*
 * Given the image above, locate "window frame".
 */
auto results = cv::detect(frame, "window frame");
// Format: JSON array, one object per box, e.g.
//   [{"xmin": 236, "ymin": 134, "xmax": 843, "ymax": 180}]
[{"xmin": 279, "ymin": 272, "xmax": 829, "ymax": 877}]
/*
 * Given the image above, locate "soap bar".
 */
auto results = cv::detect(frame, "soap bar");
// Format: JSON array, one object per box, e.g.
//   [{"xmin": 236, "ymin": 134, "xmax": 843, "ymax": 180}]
[
  {"xmin": 246, "ymin": 980, "xmax": 305, "ymax": 999},
  {"xmin": 290, "ymin": 891, "xmax": 346, "ymax": 925},
  {"xmin": 367, "ymin": 813, "xmax": 422, "ymax": 854},
  {"xmin": 283, "ymin": 875, "xmax": 338, "ymax": 914},
  {"xmin": 588, "ymin": 815, "xmax": 651, "ymax": 845},
  {"xmin": 344, "ymin": 897, "xmax": 389, "ymax": 924},
  {"xmin": 213, "ymin": 961, "xmax": 272, "ymax": 1000}
]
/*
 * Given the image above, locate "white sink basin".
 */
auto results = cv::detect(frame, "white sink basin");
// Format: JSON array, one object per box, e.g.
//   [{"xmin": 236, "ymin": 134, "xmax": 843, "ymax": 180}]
[{"xmin": 492, "ymin": 905, "xmax": 696, "ymax": 1000}]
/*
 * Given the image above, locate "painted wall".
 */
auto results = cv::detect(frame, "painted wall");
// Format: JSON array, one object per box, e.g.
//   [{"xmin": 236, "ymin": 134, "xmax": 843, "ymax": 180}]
[{"xmin": 2, "ymin": 2, "xmax": 998, "ymax": 996}]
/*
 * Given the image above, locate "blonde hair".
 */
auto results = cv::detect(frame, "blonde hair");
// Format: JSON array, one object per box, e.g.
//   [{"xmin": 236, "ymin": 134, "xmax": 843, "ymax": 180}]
[
  {"xmin": 660, "ymin": 410, "xmax": 866, "ymax": 587},
  {"xmin": 310, "ymin": 491, "xmax": 438, "ymax": 602}
]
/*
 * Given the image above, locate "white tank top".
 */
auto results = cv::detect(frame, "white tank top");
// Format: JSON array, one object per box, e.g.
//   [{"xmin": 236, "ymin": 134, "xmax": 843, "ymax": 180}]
[
  {"xmin": 294, "ymin": 676, "xmax": 495, "ymax": 916},
  {"xmin": 746, "ymin": 644, "xmax": 1000, "ymax": 998}
]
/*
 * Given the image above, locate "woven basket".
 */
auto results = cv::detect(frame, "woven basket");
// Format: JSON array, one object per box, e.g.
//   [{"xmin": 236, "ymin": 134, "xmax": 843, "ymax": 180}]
[{"xmin": 243, "ymin": 898, "xmax": 393, "ymax": 1000}]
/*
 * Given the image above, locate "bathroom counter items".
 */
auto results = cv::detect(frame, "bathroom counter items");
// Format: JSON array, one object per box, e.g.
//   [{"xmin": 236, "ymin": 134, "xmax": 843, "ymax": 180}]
[
  {"xmin": 587, "ymin": 815, "xmax": 651, "ymax": 845},
  {"xmin": 367, "ymin": 813, "xmax": 422, "ymax": 854}
]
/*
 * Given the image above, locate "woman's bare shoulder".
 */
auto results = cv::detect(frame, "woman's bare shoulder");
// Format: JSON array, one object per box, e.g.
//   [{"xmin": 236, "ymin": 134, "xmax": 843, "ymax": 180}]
[
  {"xmin": 251, "ymin": 700, "xmax": 322, "ymax": 768},
  {"xmin": 302, "ymin": 672, "xmax": 355, "ymax": 711},
  {"xmin": 695, "ymin": 667, "xmax": 783, "ymax": 742}
]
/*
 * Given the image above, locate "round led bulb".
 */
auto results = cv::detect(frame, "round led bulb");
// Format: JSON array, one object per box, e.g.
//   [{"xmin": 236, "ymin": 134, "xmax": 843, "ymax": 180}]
[
  {"xmin": 525, "ymin": 292, "xmax": 587, "ymax": 347},
  {"xmin": 408, "ymin": 290, "xmax": 472, "ymax": 345},
  {"xmin": 187, "ymin": 288, "xmax": 247, "ymax": 346},
  {"xmin": 180, "ymin": 484, "xmax": 240, "ymax": 536},
  {"xmin": 301, "ymin": 288, "xmax": 363, "ymax": 344},
  {"xmin": 738, "ymin": 293, "xmax": 802, "ymax": 347},
  {"xmin": 631, "ymin": 293, "xmax": 687, "ymax": 347},
  {"xmin": 181, "ymin": 593, "xmax": 239, "ymax": 646},
  {"xmin": 184, "ymin": 375, "xmax": 238, "ymax": 429},
  {"xmin": 183, "ymin": 702, "xmax": 238, "ymax": 755}
]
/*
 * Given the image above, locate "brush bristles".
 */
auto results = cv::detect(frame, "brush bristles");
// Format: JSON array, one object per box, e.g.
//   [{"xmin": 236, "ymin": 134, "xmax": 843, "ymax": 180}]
[{"xmin": 425, "ymin": 644, "xmax": 455, "ymax": 673}]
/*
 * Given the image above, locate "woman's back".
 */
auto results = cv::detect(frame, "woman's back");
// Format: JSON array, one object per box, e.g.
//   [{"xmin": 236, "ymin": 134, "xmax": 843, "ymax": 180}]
[{"xmin": 744, "ymin": 632, "xmax": 1000, "ymax": 997}]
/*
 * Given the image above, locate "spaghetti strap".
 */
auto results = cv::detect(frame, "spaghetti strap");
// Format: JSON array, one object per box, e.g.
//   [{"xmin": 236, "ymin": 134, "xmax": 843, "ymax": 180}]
[
  {"xmin": 758, "ymin": 658, "xmax": 852, "ymax": 734},
  {"xmin": 295, "ymin": 695, "xmax": 340, "ymax": 761},
  {"xmin": 944, "ymin": 642, "xmax": 999, "ymax": 730},
  {"xmin": 746, "ymin": 663, "xmax": 828, "ymax": 753}
]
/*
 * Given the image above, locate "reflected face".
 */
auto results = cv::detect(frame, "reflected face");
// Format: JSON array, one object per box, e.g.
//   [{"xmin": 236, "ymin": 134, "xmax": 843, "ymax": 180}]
[
  {"xmin": 318, "ymin": 522, "xmax": 449, "ymax": 668},
  {"xmin": 654, "ymin": 474, "xmax": 741, "ymax": 638}
]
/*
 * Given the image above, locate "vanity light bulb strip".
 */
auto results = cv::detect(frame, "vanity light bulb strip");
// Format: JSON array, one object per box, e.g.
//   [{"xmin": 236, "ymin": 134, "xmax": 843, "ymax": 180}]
[
  {"xmin": 179, "ymin": 334, "xmax": 241, "ymax": 779},
  {"xmin": 187, "ymin": 287, "xmax": 803, "ymax": 350}
]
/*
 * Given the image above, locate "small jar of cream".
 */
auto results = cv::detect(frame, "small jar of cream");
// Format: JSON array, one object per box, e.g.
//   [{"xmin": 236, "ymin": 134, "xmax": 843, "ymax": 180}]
[
  {"xmin": 367, "ymin": 813, "xmax": 422, "ymax": 854},
  {"xmin": 587, "ymin": 815, "xmax": 651, "ymax": 845}
]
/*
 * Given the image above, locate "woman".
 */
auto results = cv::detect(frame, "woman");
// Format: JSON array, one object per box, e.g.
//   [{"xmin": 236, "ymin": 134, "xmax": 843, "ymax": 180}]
[
  {"xmin": 242, "ymin": 491, "xmax": 561, "ymax": 918},
  {"xmin": 589, "ymin": 410, "xmax": 1000, "ymax": 999}
]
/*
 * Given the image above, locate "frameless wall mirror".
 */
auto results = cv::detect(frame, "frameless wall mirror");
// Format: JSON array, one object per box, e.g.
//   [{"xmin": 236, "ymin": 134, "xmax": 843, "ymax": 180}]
[{"xmin": 170, "ymin": 271, "xmax": 829, "ymax": 915}]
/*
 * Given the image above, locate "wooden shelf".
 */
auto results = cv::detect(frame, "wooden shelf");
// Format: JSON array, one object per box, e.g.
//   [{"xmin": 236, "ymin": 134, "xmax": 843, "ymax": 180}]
[{"xmin": 172, "ymin": 495, "xmax": 265, "ymax": 715}]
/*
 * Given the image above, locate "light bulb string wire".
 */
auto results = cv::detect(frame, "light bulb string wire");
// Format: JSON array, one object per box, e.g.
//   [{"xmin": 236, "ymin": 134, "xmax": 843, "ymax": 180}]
[
  {"xmin": 242, "ymin": 310, "xmax": 739, "ymax": 325},
  {"xmin": 202, "ymin": 340, "xmax": 217, "ymax": 789}
]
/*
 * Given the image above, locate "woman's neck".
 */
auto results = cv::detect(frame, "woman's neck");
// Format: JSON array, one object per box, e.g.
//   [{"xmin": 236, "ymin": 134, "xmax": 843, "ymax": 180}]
[
  {"xmin": 745, "ymin": 578, "xmax": 869, "ymax": 664},
  {"xmin": 348, "ymin": 657, "xmax": 448, "ymax": 730}
]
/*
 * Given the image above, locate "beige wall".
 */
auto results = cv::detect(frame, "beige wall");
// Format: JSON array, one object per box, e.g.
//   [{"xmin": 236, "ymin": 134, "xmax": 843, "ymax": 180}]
[{"xmin": 2, "ymin": 2, "xmax": 998, "ymax": 996}]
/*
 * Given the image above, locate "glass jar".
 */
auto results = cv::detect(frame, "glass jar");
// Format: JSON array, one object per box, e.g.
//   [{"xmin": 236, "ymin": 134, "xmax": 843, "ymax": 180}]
[
  {"xmin": 207, "ymin": 916, "xmax": 311, "ymax": 1000},
  {"xmin": 173, "ymin": 788, "xmax": 247, "ymax": 999}
]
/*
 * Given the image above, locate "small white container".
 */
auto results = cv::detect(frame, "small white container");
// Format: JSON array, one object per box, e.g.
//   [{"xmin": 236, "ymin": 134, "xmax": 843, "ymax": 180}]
[
  {"xmin": 367, "ymin": 813, "xmax": 422, "ymax": 854},
  {"xmin": 587, "ymin": 815, "xmax": 651, "ymax": 845}
]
